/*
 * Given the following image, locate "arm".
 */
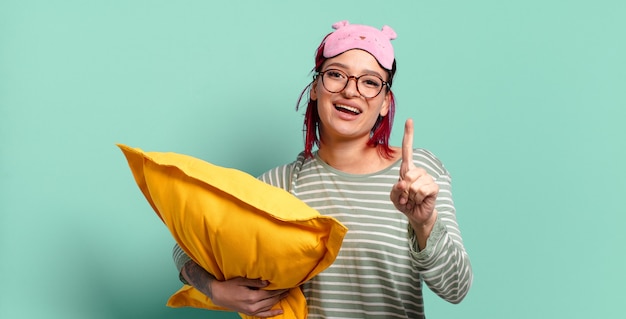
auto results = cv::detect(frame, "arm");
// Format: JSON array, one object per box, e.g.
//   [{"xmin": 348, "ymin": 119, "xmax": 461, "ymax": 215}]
[
  {"xmin": 393, "ymin": 169, "xmax": 473, "ymax": 303},
  {"xmin": 173, "ymin": 244, "xmax": 290, "ymax": 317},
  {"xmin": 390, "ymin": 119, "xmax": 473, "ymax": 303},
  {"xmin": 407, "ymin": 173, "xmax": 473, "ymax": 304}
]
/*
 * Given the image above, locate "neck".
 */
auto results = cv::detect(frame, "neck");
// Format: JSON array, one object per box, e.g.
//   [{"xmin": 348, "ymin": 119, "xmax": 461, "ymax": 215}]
[{"xmin": 317, "ymin": 139, "xmax": 399, "ymax": 174}]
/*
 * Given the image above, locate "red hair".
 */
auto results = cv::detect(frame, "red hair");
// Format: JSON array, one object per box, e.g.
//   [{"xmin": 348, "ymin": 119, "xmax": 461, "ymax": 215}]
[{"xmin": 296, "ymin": 36, "xmax": 398, "ymax": 159}]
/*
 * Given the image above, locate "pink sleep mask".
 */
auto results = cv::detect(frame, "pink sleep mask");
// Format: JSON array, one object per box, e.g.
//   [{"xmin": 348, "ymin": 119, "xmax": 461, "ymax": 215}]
[{"xmin": 323, "ymin": 20, "xmax": 397, "ymax": 70}]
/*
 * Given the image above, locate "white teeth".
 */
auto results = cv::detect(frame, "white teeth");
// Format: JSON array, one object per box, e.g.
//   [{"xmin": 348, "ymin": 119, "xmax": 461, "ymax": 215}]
[{"xmin": 336, "ymin": 104, "xmax": 361, "ymax": 114}]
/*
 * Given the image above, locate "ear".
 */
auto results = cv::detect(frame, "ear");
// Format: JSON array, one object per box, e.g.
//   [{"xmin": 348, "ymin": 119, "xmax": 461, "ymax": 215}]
[
  {"xmin": 310, "ymin": 78, "xmax": 319, "ymax": 101},
  {"xmin": 379, "ymin": 90, "xmax": 391, "ymax": 117}
]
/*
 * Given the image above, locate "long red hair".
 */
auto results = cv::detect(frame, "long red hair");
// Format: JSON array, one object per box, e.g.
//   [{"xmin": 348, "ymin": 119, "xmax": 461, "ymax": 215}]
[{"xmin": 296, "ymin": 37, "xmax": 398, "ymax": 159}]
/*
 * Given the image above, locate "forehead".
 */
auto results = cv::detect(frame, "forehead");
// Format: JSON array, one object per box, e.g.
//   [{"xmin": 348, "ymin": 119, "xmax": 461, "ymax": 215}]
[{"xmin": 322, "ymin": 49, "xmax": 386, "ymax": 75}]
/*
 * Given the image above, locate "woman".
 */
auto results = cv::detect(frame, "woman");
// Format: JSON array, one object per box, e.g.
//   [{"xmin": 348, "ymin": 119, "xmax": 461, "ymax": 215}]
[{"xmin": 174, "ymin": 20, "xmax": 473, "ymax": 318}]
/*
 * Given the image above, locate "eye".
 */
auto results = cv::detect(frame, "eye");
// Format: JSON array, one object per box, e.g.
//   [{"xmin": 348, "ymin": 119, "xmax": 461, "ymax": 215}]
[
  {"xmin": 325, "ymin": 70, "xmax": 346, "ymax": 79},
  {"xmin": 361, "ymin": 76, "xmax": 382, "ymax": 88}
]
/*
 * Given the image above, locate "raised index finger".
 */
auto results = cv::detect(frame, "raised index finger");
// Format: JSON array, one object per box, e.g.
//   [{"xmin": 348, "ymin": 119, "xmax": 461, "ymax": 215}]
[{"xmin": 401, "ymin": 118, "xmax": 415, "ymax": 170}]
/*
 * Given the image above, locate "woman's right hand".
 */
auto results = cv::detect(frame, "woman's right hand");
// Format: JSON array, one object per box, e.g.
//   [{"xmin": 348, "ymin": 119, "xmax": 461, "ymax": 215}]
[
  {"xmin": 211, "ymin": 277, "xmax": 290, "ymax": 317},
  {"xmin": 181, "ymin": 260, "xmax": 289, "ymax": 317}
]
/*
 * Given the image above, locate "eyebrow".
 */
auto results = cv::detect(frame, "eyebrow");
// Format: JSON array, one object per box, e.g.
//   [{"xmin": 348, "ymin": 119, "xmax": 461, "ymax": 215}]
[{"xmin": 323, "ymin": 62, "xmax": 386, "ymax": 79}]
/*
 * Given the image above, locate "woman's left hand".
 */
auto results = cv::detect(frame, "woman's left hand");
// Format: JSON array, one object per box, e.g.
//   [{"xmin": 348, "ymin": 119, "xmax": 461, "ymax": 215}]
[{"xmin": 390, "ymin": 119, "xmax": 439, "ymax": 227}]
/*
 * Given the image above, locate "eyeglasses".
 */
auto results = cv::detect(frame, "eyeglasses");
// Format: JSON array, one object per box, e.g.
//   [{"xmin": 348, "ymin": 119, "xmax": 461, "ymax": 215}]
[{"xmin": 317, "ymin": 69, "xmax": 389, "ymax": 98}]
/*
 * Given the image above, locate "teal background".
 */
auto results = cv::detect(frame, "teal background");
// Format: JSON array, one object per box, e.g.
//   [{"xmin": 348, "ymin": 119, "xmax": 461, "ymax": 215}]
[{"xmin": 1, "ymin": 0, "xmax": 624, "ymax": 318}]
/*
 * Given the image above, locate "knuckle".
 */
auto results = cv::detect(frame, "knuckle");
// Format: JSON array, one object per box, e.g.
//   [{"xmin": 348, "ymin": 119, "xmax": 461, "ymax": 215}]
[{"xmin": 242, "ymin": 294, "xmax": 258, "ymax": 304}]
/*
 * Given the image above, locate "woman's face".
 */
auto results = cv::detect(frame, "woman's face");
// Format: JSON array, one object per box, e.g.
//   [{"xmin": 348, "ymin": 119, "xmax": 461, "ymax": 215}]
[{"xmin": 311, "ymin": 49, "xmax": 391, "ymax": 144}]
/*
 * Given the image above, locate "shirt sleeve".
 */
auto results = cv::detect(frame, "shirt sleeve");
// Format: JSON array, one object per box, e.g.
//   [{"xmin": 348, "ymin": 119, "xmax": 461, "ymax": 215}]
[{"xmin": 172, "ymin": 243, "xmax": 192, "ymax": 284}]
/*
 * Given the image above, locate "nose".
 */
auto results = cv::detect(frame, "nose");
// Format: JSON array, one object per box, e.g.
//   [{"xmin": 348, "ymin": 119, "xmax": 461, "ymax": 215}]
[{"xmin": 342, "ymin": 76, "xmax": 360, "ymax": 97}]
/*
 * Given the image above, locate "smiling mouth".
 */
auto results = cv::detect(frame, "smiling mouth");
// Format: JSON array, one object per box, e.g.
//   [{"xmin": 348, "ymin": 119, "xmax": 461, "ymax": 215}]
[{"xmin": 335, "ymin": 104, "xmax": 361, "ymax": 115}]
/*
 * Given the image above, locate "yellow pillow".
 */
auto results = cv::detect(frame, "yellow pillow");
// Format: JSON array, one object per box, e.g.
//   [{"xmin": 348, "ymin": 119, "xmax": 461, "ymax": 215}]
[{"xmin": 117, "ymin": 144, "xmax": 347, "ymax": 319}]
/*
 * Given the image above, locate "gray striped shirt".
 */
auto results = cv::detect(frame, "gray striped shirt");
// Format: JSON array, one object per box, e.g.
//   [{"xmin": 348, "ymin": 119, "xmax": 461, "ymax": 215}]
[{"xmin": 257, "ymin": 149, "xmax": 472, "ymax": 318}]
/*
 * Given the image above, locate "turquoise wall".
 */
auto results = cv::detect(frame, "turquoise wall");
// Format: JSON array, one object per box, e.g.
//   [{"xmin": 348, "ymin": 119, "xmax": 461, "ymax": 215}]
[{"xmin": 1, "ymin": 1, "xmax": 624, "ymax": 318}]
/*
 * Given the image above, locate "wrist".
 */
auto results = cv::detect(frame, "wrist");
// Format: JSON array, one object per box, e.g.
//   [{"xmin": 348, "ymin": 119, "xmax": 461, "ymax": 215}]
[
  {"xmin": 409, "ymin": 210, "xmax": 438, "ymax": 250},
  {"xmin": 181, "ymin": 260, "xmax": 216, "ymax": 299},
  {"xmin": 409, "ymin": 209, "xmax": 437, "ymax": 230}
]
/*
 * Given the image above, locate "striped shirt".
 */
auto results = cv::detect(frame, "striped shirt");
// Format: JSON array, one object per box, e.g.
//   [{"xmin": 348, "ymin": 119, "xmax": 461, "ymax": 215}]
[
  {"xmin": 257, "ymin": 149, "xmax": 472, "ymax": 318},
  {"xmin": 173, "ymin": 149, "xmax": 472, "ymax": 318}
]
